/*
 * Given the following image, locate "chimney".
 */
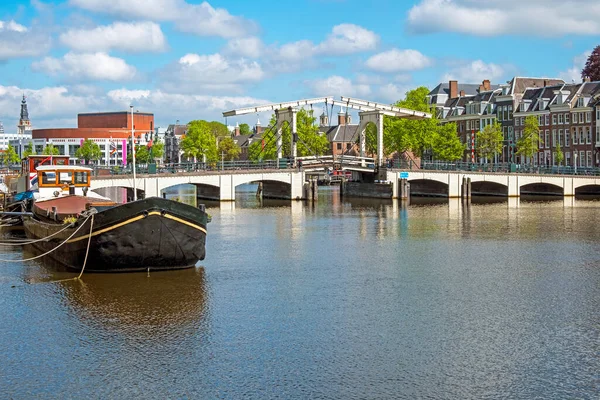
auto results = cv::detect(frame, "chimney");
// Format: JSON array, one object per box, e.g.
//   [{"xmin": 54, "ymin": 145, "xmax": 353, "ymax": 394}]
[
  {"xmin": 449, "ymin": 80, "xmax": 458, "ymax": 99},
  {"xmin": 459, "ymin": 90, "xmax": 465, "ymax": 97},
  {"xmin": 584, "ymin": 76, "xmax": 591, "ymax": 83},
  {"xmin": 543, "ymin": 79, "xmax": 548, "ymax": 87},
  {"xmin": 479, "ymin": 84, "xmax": 485, "ymax": 92},
  {"xmin": 483, "ymin": 79, "xmax": 491, "ymax": 91},
  {"xmin": 338, "ymin": 106, "xmax": 347, "ymax": 125}
]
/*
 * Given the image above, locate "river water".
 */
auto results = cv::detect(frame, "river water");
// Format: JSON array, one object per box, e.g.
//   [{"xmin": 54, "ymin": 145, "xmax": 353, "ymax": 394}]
[{"xmin": 1, "ymin": 185, "xmax": 599, "ymax": 399}]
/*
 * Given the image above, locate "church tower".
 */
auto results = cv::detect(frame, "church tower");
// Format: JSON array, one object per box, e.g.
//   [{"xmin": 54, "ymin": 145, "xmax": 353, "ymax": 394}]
[{"xmin": 17, "ymin": 94, "xmax": 32, "ymax": 136}]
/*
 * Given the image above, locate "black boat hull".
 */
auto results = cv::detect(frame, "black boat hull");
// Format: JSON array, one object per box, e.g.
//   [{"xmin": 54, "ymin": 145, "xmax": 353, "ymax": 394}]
[{"xmin": 24, "ymin": 197, "xmax": 208, "ymax": 272}]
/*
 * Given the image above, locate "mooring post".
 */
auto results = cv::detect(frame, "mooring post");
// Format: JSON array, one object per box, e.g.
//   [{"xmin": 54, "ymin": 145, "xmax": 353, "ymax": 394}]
[
  {"xmin": 256, "ymin": 182, "xmax": 263, "ymax": 199},
  {"xmin": 467, "ymin": 177, "xmax": 472, "ymax": 199},
  {"xmin": 311, "ymin": 178, "xmax": 318, "ymax": 202}
]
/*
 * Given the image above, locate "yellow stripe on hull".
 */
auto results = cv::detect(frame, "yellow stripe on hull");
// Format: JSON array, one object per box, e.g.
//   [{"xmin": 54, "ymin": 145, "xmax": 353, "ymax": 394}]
[{"xmin": 67, "ymin": 211, "xmax": 207, "ymax": 243}]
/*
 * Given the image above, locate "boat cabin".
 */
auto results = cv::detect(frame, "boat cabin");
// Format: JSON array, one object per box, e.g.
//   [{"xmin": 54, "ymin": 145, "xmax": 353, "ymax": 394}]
[
  {"xmin": 35, "ymin": 165, "xmax": 91, "ymax": 199},
  {"xmin": 17, "ymin": 155, "xmax": 71, "ymax": 192}
]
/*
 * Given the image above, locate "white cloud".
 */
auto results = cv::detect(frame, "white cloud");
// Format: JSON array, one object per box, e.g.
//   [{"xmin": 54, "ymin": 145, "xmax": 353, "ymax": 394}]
[
  {"xmin": 315, "ymin": 24, "xmax": 379, "ymax": 55},
  {"xmin": 0, "ymin": 20, "xmax": 27, "ymax": 32},
  {"xmin": 0, "ymin": 84, "xmax": 270, "ymax": 130},
  {"xmin": 442, "ymin": 60, "xmax": 507, "ymax": 83},
  {"xmin": 69, "ymin": 0, "xmax": 257, "ymax": 38},
  {"xmin": 60, "ymin": 22, "xmax": 167, "ymax": 53},
  {"xmin": 32, "ymin": 52, "xmax": 138, "ymax": 82},
  {"xmin": 159, "ymin": 53, "xmax": 264, "ymax": 93},
  {"xmin": 365, "ymin": 49, "xmax": 432, "ymax": 73},
  {"xmin": 0, "ymin": 20, "xmax": 51, "ymax": 60},
  {"xmin": 307, "ymin": 75, "xmax": 371, "ymax": 97},
  {"xmin": 224, "ymin": 37, "xmax": 264, "ymax": 58},
  {"xmin": 559, "ymin": 50, "xmax": 590, "ymax": 83},
  {"xmin": 407, "ymin": 0, "xmax": 600, "ymax": 36},
  {"xmin": 0, "ymin": 85, "xmax": 105, "ymax": 128},
  {"xmin": 378, "ymin": 83, "xmax": 410, "ymax": 103},
  {"xmin": 266, "ymin": 24, "xmax": 378, "ymax": 72}
]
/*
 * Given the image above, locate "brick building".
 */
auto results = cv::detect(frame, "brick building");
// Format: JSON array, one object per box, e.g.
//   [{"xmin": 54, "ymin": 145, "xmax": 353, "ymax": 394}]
[{"xmin": 11, "ymin": 111, "xmax": 155, "ymax": 165}]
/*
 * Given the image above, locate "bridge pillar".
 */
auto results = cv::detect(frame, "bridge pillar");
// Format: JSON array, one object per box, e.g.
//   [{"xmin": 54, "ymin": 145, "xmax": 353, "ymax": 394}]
[
  {"xmin": 508, "ymin": 175, "xmax": 519, "ymax": 197},
  {"xmin": 357, "ymin": 110, "xmax": 386, "ymax": 166},
  {"xmin": 564, "ymin": 177, "xmax": 574, "ymax": 196},
  {"xmin": 219, "ymin": 175, "xmax": 235, "ymax": 201},
  {"xmin": 448, "ymin": 174, "xmax": 461, "ymax": 198},
  {"xmin": 290, "ymin": 171, "xmax": 305, "ymax": 200},
  {"xmin": 143, "ymin": 178, "xmax": 159, "ymax": 198}
]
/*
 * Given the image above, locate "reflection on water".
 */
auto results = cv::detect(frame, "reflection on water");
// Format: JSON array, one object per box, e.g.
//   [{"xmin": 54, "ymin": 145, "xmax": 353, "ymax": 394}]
[
  {"xmin": 1, "ymin": 184, "xmax": 599, "ymax": 399},
  {"xmin": 61, "ymin": 269, "xmax": 207, "ymax": 338}
]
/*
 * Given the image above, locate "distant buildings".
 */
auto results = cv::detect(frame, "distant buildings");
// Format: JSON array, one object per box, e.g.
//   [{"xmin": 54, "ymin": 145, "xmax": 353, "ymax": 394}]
[
  {"xmin": 10, "ymin": 110, "xmax": 155, "ymax": 165},
  {"xmin": 0, "ymin": 95, "xmax": 33, "ymax": 151},
  {"xmin": 429, "ymin": 76, "xmax": 600, "ymax": 167}
]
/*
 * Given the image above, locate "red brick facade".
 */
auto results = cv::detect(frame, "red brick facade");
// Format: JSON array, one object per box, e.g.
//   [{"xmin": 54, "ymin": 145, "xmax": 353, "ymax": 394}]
[{"xmin": 77, "ymin": 112, "xmax": 154, "ymax": 131}]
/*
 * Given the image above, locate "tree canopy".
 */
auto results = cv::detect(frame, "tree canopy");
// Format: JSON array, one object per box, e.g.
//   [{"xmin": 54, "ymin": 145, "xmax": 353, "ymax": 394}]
[
  {"xmin": 151, "ymin": 140, "xmax": 164, "ymax": 161},
  {"xmin": 385, "ymin": 86, "xmax": 464, "ymax": 161},
  {"xmin": 239, "ymin": 123, "xmax": 252, "ymax": 136},
  {"xmin": 555, "ymin": 142, "xmax": 564, "ymax": 166},
  {"xmin": 218, "ymin": 136, "xmax": 241, "ymax": 161},
  {"xmin": 1, "ymin": 146, "xmax": 20, "ymax": 165},
  {"xmin": 582, "ymin": 45, "xmax": 600, "ymax": 82},
  {"xmin": 75, "ymin": 139, "xmax": 102, "ymax": 163},
  {"xmin": 476, "ymin": 122, "xmax": 503, "ymax": 162},
  {"xmin": 23, "ymin": 143, "xmax": 35, "ymax": 158},
  {"xmin": 43, "ymin": 144, "xmax": 61, "ymax": 155},
  {"xmin": 180, "ymin": 120, "xmax": 218, "ymax": 163},
  {"xmin": 516, "ymin": 116, "xmax": 541, "ymax": 160},
  {"xmin": 247, "ymin": 109, "xmax": 329, "ymax": 161}
]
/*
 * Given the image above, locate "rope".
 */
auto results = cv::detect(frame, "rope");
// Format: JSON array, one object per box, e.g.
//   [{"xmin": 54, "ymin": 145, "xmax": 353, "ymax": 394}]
[
  {"xmin": 0, "ymin": 215, "xmax": 92, "ymax": 263},
  {"xmin": 77, "ymin": 214, "xmax": 94, "ymax": 279},
  {"xmin": 0, "ymin": 220, "xmax": 77, "ymax": 246}
]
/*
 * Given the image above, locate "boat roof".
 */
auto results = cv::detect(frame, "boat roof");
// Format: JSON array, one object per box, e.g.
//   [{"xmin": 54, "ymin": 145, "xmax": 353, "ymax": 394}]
[{"xmin": 36, "ymin": 165, "xmax": 93, "ymax": 172}]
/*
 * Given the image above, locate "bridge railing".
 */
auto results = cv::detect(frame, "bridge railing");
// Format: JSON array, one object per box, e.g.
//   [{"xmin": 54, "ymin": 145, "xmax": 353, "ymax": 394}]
[
  {"xmin": 88, "ymin": 160, "xmax": 296, "ymax": 176},
  {"xmin": 416, "ymin": 161, "xmax": 600, "ymax": 176}
]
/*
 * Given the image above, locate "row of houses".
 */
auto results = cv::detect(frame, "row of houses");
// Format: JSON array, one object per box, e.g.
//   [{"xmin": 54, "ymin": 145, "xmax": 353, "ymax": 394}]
[{"xmin": 430, "ymin": 77, "xmax": 600, "ymax": 167}]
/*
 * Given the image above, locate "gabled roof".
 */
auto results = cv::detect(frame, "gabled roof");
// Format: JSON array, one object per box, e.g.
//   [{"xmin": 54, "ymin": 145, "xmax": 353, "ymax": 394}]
[
  {"xmin": 319, "ymin": 124, "xmax": 359, "ymax": 142},
  {"xmin": 508, "ymin": 77, "xmax": 565, "ymax": 95}
]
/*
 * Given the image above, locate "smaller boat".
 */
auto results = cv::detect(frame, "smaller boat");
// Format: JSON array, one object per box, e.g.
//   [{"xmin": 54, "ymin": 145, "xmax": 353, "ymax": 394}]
[{"xmin": 23, "ymin": 165, "xmax": 209, "ymax": 272}]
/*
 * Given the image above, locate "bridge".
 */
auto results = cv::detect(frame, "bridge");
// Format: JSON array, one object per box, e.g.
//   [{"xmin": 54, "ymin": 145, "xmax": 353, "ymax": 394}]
[
  {"xmin": 382, "ymin": 169, "xmax": 600, "ymax": 199},
  {"xmin": 91, "ymin": 169, "xmax": 306, "ymax": 201}
]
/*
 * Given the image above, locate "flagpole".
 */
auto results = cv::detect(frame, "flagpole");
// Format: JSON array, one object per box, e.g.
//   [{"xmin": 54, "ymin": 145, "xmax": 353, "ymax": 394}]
[{"xmin": 131, "ymin": 105, "xmax": 137, "ymax": 201}]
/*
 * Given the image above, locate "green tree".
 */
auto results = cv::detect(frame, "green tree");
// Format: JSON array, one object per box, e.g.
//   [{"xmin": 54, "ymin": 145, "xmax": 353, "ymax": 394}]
[
  {"xmin": 432, "ymin": 122, "xmax": 464, "ymax": 161},
  {"xmin": 43, "ymin": 144, "xmax": 61, "ymax": 155},
  {"xmin": 208, "ymin": 121, "xmax": 230, "ymax": 138},
  {"xmin": 239, "ymin": 123, "xmax": 252, "ymax": 135},
  {"xmin": 248, "ymin": 109, "xmax": 328, "ymax": 161},
  {"xmin": 555, "ymin": 142, "xmax": 564, "ymax": 166},
  {"xmin": 23, "ymin": 142, "xmax": 35, "ymax": 158},
  {"xmin": 126, "ymin": 145, "xmax": 150, "ymax": 164},
  {"xmin": 75, "ymin": 139, "xmax": 102, "ymax": 163},
  {"xmin": 363, "ymin": 123, "xmax": 394, "ymax": 157},
  {"xmin": 180, "ymin": 120, "xmax": 218, "ymax": 162},
  {"xmin": 386, "ymin": 86, "xmax": 463, "ymax": 160},
  {"xmin": 218, "ymin": 136, "xmax": 241, "ymax": 161},
  {"xmin": 151, "ymin": 140, "xmax": 164, "ymax": 161},
  {"xmin": 516, "ymin": 116, "xmax": 541, "ymax": 161},
  {"xmin": 1, "ymin": 146, "xmax": 20, "ymax": 165},
  {"xmin": 476, "ymin": 122, "xmax": 503, "ymax": 162}
]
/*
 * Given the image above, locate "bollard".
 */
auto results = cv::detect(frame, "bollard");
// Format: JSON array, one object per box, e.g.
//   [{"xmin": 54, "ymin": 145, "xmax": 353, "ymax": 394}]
[
  {"xmin": 256, "ymin": 182, "xmax": 263, "ymax": 199},
  {"xmin": 467, "ymin": 177, "xmax": 472, "ymax": 199},
  {"xmin": 311, "ymin": 179, "xmax": 318, "ymax": 202}
]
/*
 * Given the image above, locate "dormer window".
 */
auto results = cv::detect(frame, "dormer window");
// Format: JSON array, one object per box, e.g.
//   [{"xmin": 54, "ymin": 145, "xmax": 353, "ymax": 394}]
[
  {"xmin": 578, "ymin": 97, "xmax": 584, "ymax": 107},
  {"xmin": 520, "ymin": 103, "xmax": 526, "ymax": 112}
]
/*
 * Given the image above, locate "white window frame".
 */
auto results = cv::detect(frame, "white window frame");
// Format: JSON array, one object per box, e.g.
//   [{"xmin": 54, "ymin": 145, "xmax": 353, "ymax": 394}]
[
  {"xmin": 573, "ymin": 127, "xmax": 578, "ymax": 144},
  {"xmin": 565, "ymin": 113, "xmax": 570, "ymax": 124},
  {"xmin": 573, "ymin": 112, "xmax": 578, "ymax": 123},
  {"xmin": 558, "ymin": 113, "xmax": 563, "ymax": 124},
  {"xmin": 565, "ymin": 130, "xmax": 570, "ymax": 147},
  {"xmin": 552, "ymin": 114, "xmax": 557, "ymax": 125},
  {"xmin": 586, "ymin": 112, "xmax": 592, "ymax": 123}
]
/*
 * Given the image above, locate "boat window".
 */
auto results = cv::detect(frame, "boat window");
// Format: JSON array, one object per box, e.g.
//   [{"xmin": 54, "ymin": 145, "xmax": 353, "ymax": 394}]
[
  {"xmin": 59, "ymin": 171, "xmax": 73, "ymax": 184},
  {"xmin": 55, "ymin": 159, "xmax": 67, "ymax": 166},
  {"xmin": 41, "ymin": 171, "xmax": 56, "ymax": 185},
  {"xmin": 74, "ymin": 171, "xmax": 89, "ymax": 184}
]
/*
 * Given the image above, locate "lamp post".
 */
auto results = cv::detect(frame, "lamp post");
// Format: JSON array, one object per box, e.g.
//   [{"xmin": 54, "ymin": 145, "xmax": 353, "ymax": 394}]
[{"xmin": 130, "ymin": 105, "xmax": 137, "ymax": 201}]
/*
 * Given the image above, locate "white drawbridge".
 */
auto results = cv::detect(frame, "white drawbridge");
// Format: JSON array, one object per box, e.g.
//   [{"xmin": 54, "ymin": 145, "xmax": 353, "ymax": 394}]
[{"xmin": 223, "ymin": 96, "xmax": 431, "ymax": 168}]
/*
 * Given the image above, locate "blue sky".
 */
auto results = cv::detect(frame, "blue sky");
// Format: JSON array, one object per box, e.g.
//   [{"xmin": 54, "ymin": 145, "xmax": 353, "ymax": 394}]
[{"xmin": 0, "ymin": 0, "xmax": 597, "ymax": 131}]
